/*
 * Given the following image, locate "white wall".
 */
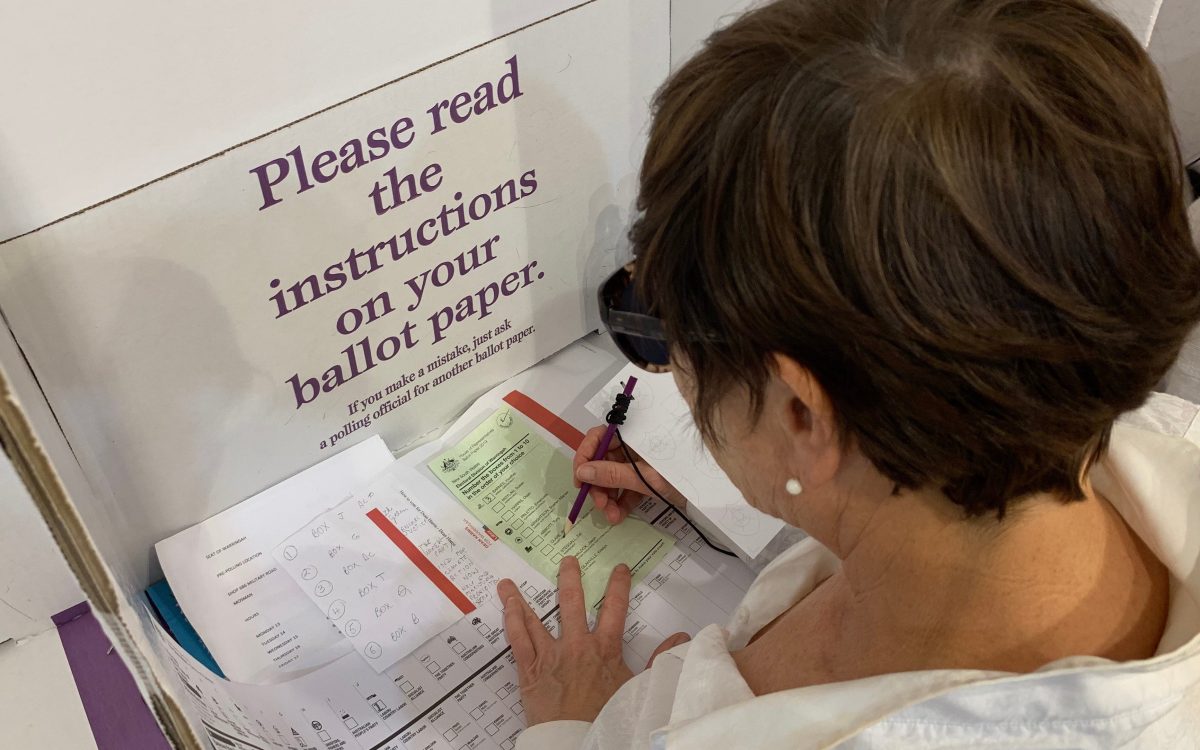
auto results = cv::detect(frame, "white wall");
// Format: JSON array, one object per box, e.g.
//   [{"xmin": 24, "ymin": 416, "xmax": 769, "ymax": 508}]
[
  {"xmin": 1149, "ymin": 0, "xmax": 1200, "ymax": 164},
  {"xmin": 670, "ymin": 0, "xmax": 758, "ymax": 68},
  {"xmin": 1100, "ymin": 0, "xmax": 1164, "ymax": 44},
  {"xmin": 0, "ymin": 1, "xmax": 587, "ymax": 242}
]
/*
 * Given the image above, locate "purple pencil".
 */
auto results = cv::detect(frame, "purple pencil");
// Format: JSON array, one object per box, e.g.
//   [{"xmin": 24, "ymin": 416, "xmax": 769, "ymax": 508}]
[{"xmin": 564, "ymin": 376, "xmax": 638, "ymax": 536}]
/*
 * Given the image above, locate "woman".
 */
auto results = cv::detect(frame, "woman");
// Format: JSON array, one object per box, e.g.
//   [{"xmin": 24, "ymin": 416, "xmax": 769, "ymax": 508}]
[{"xmin": 498, "ymin": 0, "xmax": 1200, "ymax": 746}]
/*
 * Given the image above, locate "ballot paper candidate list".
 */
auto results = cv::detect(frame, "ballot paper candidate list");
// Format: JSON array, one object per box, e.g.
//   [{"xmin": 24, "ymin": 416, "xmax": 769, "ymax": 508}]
[
  {"xmin": 156, "ymin": 453, "xmax": 757, "ymax": 750},
  {"xmin": 430, "ymin": 407, "xmax": 675, "ymax": 608}
]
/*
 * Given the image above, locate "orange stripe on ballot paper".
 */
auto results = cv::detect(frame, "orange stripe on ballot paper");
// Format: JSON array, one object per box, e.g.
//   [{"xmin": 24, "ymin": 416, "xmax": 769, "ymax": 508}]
[
  {"xmin": 366, "ymin": 509, "xmax": 476, "ymax": 615},
  {"xmin": 502, "ymin": 390, "xmax": 585, "ymax": 450}
]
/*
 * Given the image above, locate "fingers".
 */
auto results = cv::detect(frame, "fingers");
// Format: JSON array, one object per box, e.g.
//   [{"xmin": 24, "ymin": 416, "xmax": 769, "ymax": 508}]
[
  {"xmin": 498, "ymin": 578, "xmax": 552, "ymax": 653},
  {"xmin": 577, "ymin": 460, "xmax": 676, "ymax": 523},
  {"xmin": 589, "ymin": 484, "xmax": 619, "ymax": 510},
  {"xmin": 596, "ymin": 490, "xmax": 638, "ymax": 525},
  {"xmin": 499, "ymin": 582, "xmax": 536, "ymax": 666},
  {"xmin": 573, "ymin": 426, "xmax": 615, "ymax": 488},
  {"xmin": 555, "ymin": 556, "xmax": 589, "ymax": 636},
  {"xmin": 594, "ymin": 564, "xmax": 631, "ymax": 641},
  {"xmin": 576, "ymin": 460, "xmax": 644, "ymax": 496},
  {"xmin": 645, "ymin": 632, "xmax": 691, "ymax": 669}
]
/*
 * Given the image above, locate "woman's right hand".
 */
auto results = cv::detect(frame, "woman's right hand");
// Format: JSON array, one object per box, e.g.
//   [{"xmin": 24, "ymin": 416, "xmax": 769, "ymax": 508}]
[{"xmin": 572, "ymin": 425, "xmax": 687, "ymax": 524}]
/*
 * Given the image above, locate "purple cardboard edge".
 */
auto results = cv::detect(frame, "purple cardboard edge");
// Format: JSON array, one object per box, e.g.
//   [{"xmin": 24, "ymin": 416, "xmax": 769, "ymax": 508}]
[{"xmin": 54, "ymin": 601, "xmax": 171, "ymax": 750}]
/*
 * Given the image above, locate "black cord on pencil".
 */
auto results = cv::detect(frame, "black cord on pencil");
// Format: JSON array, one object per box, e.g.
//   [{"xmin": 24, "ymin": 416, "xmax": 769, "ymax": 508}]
[
  {"xmin": 615, "ymin": 427, "xmax": 738, "ymax": 558},
  {"xmin": 605, "ymin": 391, "xmax": 634, "ymax": 426}
]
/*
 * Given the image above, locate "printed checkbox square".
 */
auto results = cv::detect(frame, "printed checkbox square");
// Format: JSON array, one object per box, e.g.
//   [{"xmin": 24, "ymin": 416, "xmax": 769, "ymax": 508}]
[
  {"xmin": 486, "ymin": 724, "xmax": 499, "ymax": 736},
  {"xmin": 503, "ymin": 509, "xmax": 514, "ymax": 520},
  {"xmin": 689, "ymin": 539, "xmax": 701, "ymax": 552},
  {"xmin": 496, "ymin": 686, "xmax": 510, "ymax": 699},
  {"xmin": 471, "ymin": 707, "xmax": 485, "ymax": 720},
  {"xmin": 532, "ymin": 536, "xmax": 543, "ymax": 547},
  {"xmin": 426, "ymin": 661, "xmax": 441, "ymax": 674},
  {"xmin": 629, "ymin": 598, "xmax": 641, "ymax": 610},
  {"xmin": 452, "ymin": 642, "xmax": 466, "ymax": 654},
  {"xmin": 522, "ymin": 584, "xmax": 537, "ymax": 597},
  {"xmin": 513, "ymin": 518, "xmax": 525, "ymax": 529},
  {"xmin": 541, "ymin": 544, "xmax": 554, "ymax": 556},
  {"xmin": 669, "ymin": 559, "xmax": 682, "ymax": 570},
  {"xmin": 502, "ymin": 741, "xmax": 515, "ymax": 750},
  {"xmin": 623, "ymin": 630, "xmax": 634, "ymax": 643},
  {"xmin": 674, "ymin": 527, "xmax": 687, "ymax": 539},
  {"xmin": 513, "ymin": 702, "xmax": 524, "ymax": 715},
  {"xmin": 649, "ymin": 578, "xmax": 662, "ymax": 589},
  {"xmin": 476, "ymin": 621, "xmax": 491, "ymax": 635},
  {"xmin": 443, "ymin": 729, "xmax": 458, "ymax": 741},
  {"xmin": 400, "ymin": 680, "xmax": 415, "ymax": 692}
]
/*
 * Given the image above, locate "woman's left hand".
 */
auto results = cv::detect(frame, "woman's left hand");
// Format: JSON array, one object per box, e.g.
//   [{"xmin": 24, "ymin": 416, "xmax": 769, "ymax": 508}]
[{"xmin": 497, "ymin": 556, "xmax": 634, "ymax": 726}]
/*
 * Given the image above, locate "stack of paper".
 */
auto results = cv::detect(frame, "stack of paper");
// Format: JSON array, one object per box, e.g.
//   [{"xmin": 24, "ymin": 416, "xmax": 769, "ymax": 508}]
[
  {"xmin": 153, "ymin": 386, "xmax": 762, "ymax": 750},
  {"xmin": 155, "ymin": 436, "xmax": 395, "ymax": 683}
]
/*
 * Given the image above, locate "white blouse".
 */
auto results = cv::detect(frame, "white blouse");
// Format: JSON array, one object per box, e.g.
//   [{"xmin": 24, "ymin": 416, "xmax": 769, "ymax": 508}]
[{"xmin": 518, "ymin": 400, "xmax": 1200, "ymax": 749}]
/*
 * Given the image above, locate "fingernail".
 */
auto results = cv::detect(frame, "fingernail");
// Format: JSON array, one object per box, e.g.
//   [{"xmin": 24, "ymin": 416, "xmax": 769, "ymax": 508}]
[
  {"xmin": 505, "ymin": 596, "xmax": 517, "ymax": 611},
  {"xmin": 577, "ymin": 465, "xmax": 596, "ymax": 482},
  {"xmin": 617, "ymin": 563, "xmax": 630, "ymax": 575}
]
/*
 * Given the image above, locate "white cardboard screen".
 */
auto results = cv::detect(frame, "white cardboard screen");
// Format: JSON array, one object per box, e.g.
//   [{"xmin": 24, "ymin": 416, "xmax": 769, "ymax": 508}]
[
  {"xmin": 0, "ymin": 0, "xmax": 594, "ymax": 241},
  {"xmin": 0, "ymin": 0, "xmax": 667, "ymax": 591}
]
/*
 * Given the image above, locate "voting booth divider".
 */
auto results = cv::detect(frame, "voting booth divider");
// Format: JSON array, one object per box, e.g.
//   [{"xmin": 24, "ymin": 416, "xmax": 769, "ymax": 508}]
[{"xmin": 0, "ymin": 2, "xmax": 669, "ymax": 746}]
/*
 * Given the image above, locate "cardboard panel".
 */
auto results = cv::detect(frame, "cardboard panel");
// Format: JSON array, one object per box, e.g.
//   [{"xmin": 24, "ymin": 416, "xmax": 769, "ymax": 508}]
[
  {"xmin": 0, "ymin": 344, "xmax": 201, "ymax": 747},
  {"xmin": 0, "ymin": 450, "xmax": 83, "ymax": 640},
  {"xmin": 0, "ymin": 0, "xmax": 592, "ymax": 240},
  {"xmin": 670, "ymin": 0, "xmax": 757, "ymax": 68},
  {"xmin": 0, "ymin": 0, "xmax": 665, "ymax": 593}
]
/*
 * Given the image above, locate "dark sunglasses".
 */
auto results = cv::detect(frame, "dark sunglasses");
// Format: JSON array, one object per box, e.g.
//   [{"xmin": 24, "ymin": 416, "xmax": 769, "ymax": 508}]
[{"xmin": 598, "ymin": 262, "xmax": 673, "ymax": 371}]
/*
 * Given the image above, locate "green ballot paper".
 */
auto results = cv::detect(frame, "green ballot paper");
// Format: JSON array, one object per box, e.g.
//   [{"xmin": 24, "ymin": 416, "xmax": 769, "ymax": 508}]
[{"xmin": 429, "ymin": 406, "xmax": 673, "ymax": 608}]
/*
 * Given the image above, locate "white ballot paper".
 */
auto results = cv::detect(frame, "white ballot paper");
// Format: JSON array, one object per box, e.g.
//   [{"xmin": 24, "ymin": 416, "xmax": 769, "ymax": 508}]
[
  {"xmin": 156, "ymin": 436, "xmax": 396, "ymax": 683},
  {"xmin": 274, "ymin": 473, "xmax": 505, "ymax": 671},
  {"xmin": 157, "ymin": 454, "xmax": 757, "ymax": 750},
  {"xmin": 586, "ymin": 366, "xmax": 787, "ymax": 559}
]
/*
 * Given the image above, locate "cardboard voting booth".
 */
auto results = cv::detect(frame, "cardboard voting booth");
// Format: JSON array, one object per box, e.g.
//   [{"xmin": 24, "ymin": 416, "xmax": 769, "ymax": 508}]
[{"xmin": 0, "ymin": 2, "xmax": 670, "ymax": 746}]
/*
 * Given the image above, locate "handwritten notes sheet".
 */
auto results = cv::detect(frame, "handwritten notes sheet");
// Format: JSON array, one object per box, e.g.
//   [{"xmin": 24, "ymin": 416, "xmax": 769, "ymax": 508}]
[
  {"xmin": 154, "ymin": 435, "xmax": 395, "ymax": 682},
  {"xmin": 428, "ymin": 406, "xmax": 674, "ymax": 608},
  {"xmin": 586, "ymin": 366, "xmax": 788, "ymax": 559},
  {"xmin": 274, "ymin": 498, "xmax": 473, "ymax": 672}
]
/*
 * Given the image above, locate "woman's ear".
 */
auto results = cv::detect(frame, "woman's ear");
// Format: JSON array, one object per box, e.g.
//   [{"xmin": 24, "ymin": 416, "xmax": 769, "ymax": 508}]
[{"xmin": 771, "ymin": 354, "xmax": 842, "ymax": 486}]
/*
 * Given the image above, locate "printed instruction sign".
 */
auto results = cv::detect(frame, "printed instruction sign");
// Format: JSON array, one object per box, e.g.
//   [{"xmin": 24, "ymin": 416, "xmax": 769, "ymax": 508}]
[{"xmin": 0, "ymin": 0, "xmax": 668, "ymax": 579}]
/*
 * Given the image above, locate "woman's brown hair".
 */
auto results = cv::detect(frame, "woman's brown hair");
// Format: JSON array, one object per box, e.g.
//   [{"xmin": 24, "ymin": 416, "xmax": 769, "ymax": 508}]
[{"xmin": 634, "ymin": 0, "xmax": 1200, "ymax": 516}]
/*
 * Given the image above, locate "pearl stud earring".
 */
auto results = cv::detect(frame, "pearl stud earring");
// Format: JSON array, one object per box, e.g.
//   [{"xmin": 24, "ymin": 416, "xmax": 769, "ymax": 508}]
[{"xmin": 785, "ymin": 478, "xmax": 803, "ymax": 496}]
